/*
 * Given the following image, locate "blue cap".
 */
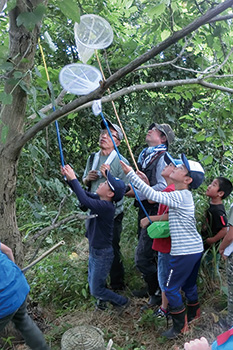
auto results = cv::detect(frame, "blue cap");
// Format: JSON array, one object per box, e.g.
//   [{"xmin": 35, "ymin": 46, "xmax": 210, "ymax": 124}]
[
  {"xmin": 181, "ymin": 153, "xmax": 205, "ymax": 189},
  {"xmin": 164, "ymin": 152, "xmax": 182, "ymax": 167},
  {"xmin": 106, "ymin": 170, "xmax": 126, "ymax": 202}
]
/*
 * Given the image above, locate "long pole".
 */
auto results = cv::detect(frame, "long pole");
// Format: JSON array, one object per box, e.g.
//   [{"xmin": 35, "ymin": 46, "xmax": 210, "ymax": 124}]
[
  {"xmin": 95, "ymin": 50, "xmax": 139, "ymax": 171},
  {"xmin": 22, "ymin": 240, "xmax": 65, "ymax": 273},
  {"xmin": 38, "ymin": 39, "xmax": 65, "ymax": 167}
]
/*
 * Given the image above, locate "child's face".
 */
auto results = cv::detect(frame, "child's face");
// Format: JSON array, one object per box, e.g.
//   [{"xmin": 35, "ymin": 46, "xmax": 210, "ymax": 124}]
[
  {"xmin": 96, "ymin": 181, "xmax": 113, "ymax": 198},
  {"xmin": 162, "ymin": 163, "xmax": 176, "ymax": 178},
  {"xmin": 169, "ymin": 164, "xmax": 191, "ymax": 184},
  {"xmin": 206, "ymin": 179, "xmax": 220, "ymax": 198}
]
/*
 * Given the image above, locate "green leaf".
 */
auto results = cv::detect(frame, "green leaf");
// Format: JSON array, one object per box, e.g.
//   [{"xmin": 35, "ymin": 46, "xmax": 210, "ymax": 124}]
[
  {"xmin": 6, "ymin": 0, "xmax": 17, "ymax": 12},
  {"xmin": 0, "ymin": 62, "xmax": 13, "ymax": 71},
  {"xmin": 16, "ymin": 4, "xmax": 46, "ymax": 31},
  {"xmin": 13, "ymin": 71, "xmax": 23, "ymax": 79},
  {"xmin": 0, "ymin": 92, "xmax": 13, "ymax": 105},
  {"xmin": 179, "ymin": 114, "xmax": 194, "ymax": 121},
  {"xmin": 1, "ymin": 125, "xmax": 9, "ymax": 143},
  {"xmin": 56, "ymin": 0, "xmax": 80, "ymax": 23},
  {"xmin": 217, "ymin": 127, "xmax": 226, "ymax": 140},
  {"xmin": 202, "ymin": 155, "xmax": 213, "ymax": 165},
  {"xmin": 195, "ymin": 133, "xmax": 205, "ymax": 142},
  {"xmin": 161, "ymin": 30, "xmax": 170, "ymax": 41},
  {"xmin": 193, "ymin": 102, "xmax": 202, "ymax": 108},
  {"xmin": 145, "ymin": 3, "xmax": 166, "ymax": 19}
]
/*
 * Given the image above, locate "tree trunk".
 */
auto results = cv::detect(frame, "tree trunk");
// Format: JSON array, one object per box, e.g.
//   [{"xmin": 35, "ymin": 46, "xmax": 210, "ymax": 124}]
[{"xmin": 0, "ymin": 0, "xmax": 46, "ymax": 265}]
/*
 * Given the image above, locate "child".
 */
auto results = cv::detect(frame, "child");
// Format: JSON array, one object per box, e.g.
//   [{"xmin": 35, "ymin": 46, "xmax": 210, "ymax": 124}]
[
  {"xmin": 202, "ymin": 177, "xmax": 232, "ymax": 251},
  {"xmin": 219, "ymin": 204, "xmax": 233, "ymax": 330},
  {"xmin": 0, "ymin": 242, "xmax": 50, "ymax": 350},
  {"xmin": 121, "ymin": 153, "xmax": 205, "ymax": 339},
  {"xmin": 140, "ymin": 153, "xmax": 181, "ymax": 319},
  {"xmin": 61, "ymin": 164, "xmax": 129, "ymax": 310}
]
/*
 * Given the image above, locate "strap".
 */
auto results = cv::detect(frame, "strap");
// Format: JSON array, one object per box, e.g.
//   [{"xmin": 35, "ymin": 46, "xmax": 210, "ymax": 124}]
[{"xmin": 91, "ymin": 150, "xmax": 117, "ymax": 170}]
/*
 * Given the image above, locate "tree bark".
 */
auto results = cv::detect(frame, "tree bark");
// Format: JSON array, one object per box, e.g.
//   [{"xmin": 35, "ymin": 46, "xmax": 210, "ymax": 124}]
[{"xmin": 0, "ymin": 0, "xmax": 46, "ymax": 265}]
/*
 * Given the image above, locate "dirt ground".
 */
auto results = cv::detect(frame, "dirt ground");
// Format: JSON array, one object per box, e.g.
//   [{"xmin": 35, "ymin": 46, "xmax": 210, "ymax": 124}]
[{"xmin": 1, "ymin": 296, "xmax": 226, "ymax": 350}]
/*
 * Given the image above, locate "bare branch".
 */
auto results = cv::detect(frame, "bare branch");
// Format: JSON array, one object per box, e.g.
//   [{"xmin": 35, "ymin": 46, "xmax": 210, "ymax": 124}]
[
  {"xmin": 134, "ymin": 30, "xmax": 197, "ymax": 71},
  {"xmin": 28, "ymin": 89, "xmax": 67, "ymax": 120},
  {"xmin": 199, "ymin": 80, "xmax": 233, "ymax": 93},
  {"xmin": 25, "ymin": 212, "xmax": 96, "ymax": 246},
  {"xmin": 27, "ymin": 75, "xmax": 233, "ymax": 123},
  {"xmin": 209, "ymin": 14, "xmax": 233, "ymax": 23},
  {"xmin": 204, "ymin": 47, "xmax": 233, "ymax": 78}
]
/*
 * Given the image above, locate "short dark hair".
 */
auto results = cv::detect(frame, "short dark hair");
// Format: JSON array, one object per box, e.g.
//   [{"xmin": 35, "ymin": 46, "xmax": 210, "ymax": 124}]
[{"xmin": 216, "ymin": 176, "xmax": 233, "ymax": 199}]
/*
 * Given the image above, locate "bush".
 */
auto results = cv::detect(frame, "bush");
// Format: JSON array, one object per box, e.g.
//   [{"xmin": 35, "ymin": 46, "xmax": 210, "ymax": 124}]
[{"xmin": 27, "ymin": 251, "xmax": 90, "ymax": 313}]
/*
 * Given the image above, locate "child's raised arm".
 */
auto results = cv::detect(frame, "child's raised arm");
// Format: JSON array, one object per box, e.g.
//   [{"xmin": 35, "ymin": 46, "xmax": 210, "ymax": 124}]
[
  {"xmin": 61, "ymin": 164, "xmax": 77, "ymax": 181},
  {"xmin": 120, "ymin": 161, "xmax": 133, "ymax": 175},
  {"xmin": 0, "ymin": 243, "xmax": 15, "ymax": 262}
]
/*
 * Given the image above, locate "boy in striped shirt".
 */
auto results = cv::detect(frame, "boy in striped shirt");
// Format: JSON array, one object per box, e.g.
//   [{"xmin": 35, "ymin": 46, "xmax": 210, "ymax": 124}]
[{"xmin": 121, "ymin": 153, "xmax": 205, "ymax": 339}]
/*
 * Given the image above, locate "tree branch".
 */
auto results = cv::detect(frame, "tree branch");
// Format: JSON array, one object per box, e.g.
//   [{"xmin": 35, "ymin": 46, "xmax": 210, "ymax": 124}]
[
  {"xmin": 13, "ymin": 0, "xmax": 233, "ymax": 150},
  {"xmin": 25, "ymin": 212, "xmax": 96, "ymax": 246},
  {"xmin": 209, "ymin": 14, "xmax": 233, "ymax": 23}
]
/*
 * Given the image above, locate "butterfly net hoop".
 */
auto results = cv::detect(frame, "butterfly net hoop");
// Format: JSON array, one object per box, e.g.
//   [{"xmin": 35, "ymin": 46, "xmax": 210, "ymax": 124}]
[
  {"xmin": 59, "ymin": 63, "xmax": 102, "ymax": 95},
  {"xmin": 74, "ymin": 14, "xmax": 113, "ymax": 63}
]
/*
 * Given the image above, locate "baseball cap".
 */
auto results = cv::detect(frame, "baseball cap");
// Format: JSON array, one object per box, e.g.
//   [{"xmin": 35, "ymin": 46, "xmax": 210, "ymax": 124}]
[
  {"xmin": 106, "ymin": 170, "xmax": 126, "ymax": 202},
  {"xmin": 149, "ymin": 123, "xmax": 175, "ymax": 145},
  {"xmin": 100, "ymin": 119, "xmax": 123, "ymax": 140},
  {"xmin": 181, "ymin": 153, "xmax": 205, "ymax": 189},
  {"xmin": 164, "ymin": 152, "xmax": 183, "ymax": 167}
]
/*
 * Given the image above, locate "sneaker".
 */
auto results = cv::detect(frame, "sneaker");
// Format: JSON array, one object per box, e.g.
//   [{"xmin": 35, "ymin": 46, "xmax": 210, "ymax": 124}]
[
  {"xmin": 95, "ymin": 299, "xmax": 108, "ymax": 311},
  {"xmin": 153, "ymin": 307, "xmax": 169, "ymax": 319}
]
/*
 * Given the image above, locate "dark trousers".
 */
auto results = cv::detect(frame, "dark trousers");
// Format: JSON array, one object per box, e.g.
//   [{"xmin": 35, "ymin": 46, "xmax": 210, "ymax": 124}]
[
  {"xmin": 0, "ymin": 299, "xmax": 49, "ymax": 350},
  {"xmin": 135, "ymin": 205, "xmax": 159, "ymax": 295},
  {"xmin": 165, "ymin": 253, "xmax": 202, "ymax": 309},
  {"xmin": 110, "ymin": 212, "xmax": 125, "ymax": 289}
]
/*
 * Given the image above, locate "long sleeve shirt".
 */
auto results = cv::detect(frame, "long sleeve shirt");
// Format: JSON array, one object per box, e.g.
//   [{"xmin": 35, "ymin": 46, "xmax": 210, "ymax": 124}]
[
  {"xmin": 136, "ymin": 156, "xmax": 167, "ymax": 201},
  {"xmin": 127, "ymin": 170, "xmax": 203, "ymax": 256},
  {"xmin": 70, "ymin": 179, "xmax": 115, "ymax": 249}
]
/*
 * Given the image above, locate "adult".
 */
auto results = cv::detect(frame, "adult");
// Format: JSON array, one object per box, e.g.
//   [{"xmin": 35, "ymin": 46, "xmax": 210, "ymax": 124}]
[
  {"xmin": 83, "ymin": 119, "xmax": 129, "ymax": 291},
  {"xmin": 133, "ymin": 122, "xmax": 175, "ymax": 307}
]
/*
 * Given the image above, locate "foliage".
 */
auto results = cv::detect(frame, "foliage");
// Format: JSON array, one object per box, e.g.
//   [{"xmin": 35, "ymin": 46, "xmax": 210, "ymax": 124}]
[
  {"xmin": 0, "ymin": 0, "xmax": 233, "ymax": 347},
  {"xmin": 27, "ymin": 250, "xmax": 90, "ymax": 313}
]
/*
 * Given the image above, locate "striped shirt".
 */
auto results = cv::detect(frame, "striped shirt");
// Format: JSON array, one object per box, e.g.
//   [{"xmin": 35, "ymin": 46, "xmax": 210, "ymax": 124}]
[{"xmin": 127, "ymin": 170, "xmax": 204, "ymax": 256}]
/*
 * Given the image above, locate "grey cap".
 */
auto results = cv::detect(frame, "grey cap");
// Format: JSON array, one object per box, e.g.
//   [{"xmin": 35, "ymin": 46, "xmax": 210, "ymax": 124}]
[
  {"xmin": 149, "ymin": 123, "xmax": 175, "ymax": 145},
  {"xmin": 100, "ymin": 119, "xmax": 123, "ymax": 140}
]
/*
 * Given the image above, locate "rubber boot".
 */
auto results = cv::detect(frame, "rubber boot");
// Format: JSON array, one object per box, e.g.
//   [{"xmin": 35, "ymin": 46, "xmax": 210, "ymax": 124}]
[
  {"xmin": 187, "ymin": 300, "xmax": 200, "ymax": 323},
  {"xmin": 162, "ymin": 306, "xmax": 188, "ymax": 339}
]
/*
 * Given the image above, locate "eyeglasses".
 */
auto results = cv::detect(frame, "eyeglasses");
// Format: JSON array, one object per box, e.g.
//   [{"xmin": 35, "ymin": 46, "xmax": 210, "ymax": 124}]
[{"xmin": 100, "ymin": 129, "xmax": 119, "ymax": 140}]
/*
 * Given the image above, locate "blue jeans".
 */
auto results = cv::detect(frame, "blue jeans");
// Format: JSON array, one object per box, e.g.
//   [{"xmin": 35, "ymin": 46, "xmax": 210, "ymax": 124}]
[
  {"xmin": 88, "ymin": 246, "xmax": 128, "ymax": 306},
  {"xmin": 0, "ymin": 299, "xmax": 49, "ymax": 350},
  {"xmin": 158, "ymin": 252, "xmax": 171, "ymax": 292}
]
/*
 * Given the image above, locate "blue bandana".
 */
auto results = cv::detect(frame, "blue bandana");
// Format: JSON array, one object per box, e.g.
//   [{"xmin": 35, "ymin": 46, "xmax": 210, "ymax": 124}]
[{"xmin": 138, "ymin": 144, "xmax": 167, "ymax": 170}]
